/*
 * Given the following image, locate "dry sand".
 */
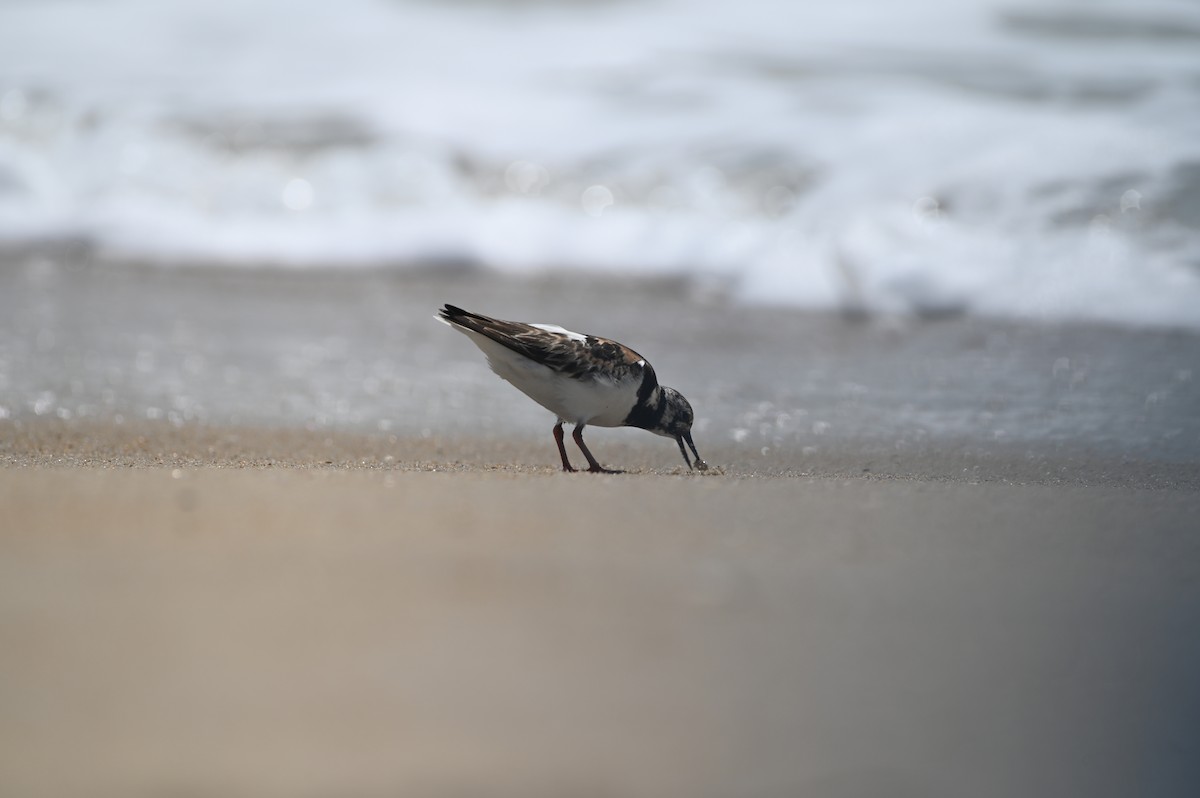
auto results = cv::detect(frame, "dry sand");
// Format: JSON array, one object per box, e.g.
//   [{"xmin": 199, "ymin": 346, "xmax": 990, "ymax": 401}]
[{"xmin": 2, "ymin": 421, "xmax": 1199, "ymax": 798}]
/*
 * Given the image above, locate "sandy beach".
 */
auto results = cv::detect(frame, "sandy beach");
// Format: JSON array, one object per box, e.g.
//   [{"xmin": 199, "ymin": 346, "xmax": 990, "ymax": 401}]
[
  {"xmin": 3, "ymin": 257, "xmax": 1200, "ymax": 797},
  {"xmin": 2, "ymin": 418, "xmax": 1199, "ymax": 797}
]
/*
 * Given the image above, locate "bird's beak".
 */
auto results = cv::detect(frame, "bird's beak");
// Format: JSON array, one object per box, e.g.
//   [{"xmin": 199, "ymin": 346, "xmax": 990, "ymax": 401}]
[{"xmin": 678, "ymin": 431, "xmax": 708, "ymax": 471}]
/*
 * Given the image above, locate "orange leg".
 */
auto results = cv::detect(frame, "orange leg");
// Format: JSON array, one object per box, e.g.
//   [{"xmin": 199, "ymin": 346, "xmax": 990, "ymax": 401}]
[
  {"xmin": 553, "ymin": 422, "xmax": 575, "ymax": 472},
  {"xmin": 573, "ymin": 424, "xmax": 622, "ymax": 474}
]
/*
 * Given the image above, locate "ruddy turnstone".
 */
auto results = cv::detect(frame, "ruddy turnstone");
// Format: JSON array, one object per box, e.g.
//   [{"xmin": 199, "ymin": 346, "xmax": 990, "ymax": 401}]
[{"xmin": 436, "ymin": 304, "xmax": 707, "ymax": 473}]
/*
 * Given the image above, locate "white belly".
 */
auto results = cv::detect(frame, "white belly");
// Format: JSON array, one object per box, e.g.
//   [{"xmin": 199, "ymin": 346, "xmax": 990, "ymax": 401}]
[{"xmin": 458, "ymin": 329, "xmax": 638, "ymax": 427}]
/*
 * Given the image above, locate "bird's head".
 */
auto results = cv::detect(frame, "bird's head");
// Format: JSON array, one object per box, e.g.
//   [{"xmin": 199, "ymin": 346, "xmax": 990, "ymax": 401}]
[{"xmin": 656, "ymin": 387, "xmax": 707, "ymax": 471}]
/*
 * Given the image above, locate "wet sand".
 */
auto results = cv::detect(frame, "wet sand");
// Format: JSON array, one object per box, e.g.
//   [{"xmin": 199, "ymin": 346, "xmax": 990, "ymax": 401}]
[
  {"xmin": 3, "ymin": 418, "xmax": 1198, "ymax": 489},
  {"xmin": 3, "ymin": 421, "xmax": 1200, "ymax": 797},
  {"xmin": 4, "ymin": 256, "xmax": 1199, "ymax": 465}
]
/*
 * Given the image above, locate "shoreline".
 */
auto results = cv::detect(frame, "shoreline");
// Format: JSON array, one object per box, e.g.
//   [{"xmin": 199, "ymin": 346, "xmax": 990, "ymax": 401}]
[
  {"xmin": 3, "ymin": 418, "xmax": 1198, "ymax": 489},
  {"xmin": 5, "ymin": 258, "xmax": 1200, "ymax": 469}
]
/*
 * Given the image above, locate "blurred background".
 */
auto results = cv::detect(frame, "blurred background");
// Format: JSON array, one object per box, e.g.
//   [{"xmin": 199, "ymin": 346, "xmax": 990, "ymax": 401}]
[
  {"xmin": 1, "ymin": 0, "xmax": 1199, "ymax": 460},
  {"xmin": 3, "ymin": 0, "xmax": 1199, "ymax": 322}
]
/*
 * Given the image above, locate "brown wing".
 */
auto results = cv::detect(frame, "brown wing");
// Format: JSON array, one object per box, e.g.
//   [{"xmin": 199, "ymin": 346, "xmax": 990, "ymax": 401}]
[{"xmin": 438, "ymin": 304, "xmax": 656, "ymax": 385}]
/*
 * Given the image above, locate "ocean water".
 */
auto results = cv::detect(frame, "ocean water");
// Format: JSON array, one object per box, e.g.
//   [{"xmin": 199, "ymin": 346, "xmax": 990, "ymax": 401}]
[
  {"xmin": 1, "ymin": 0, "xmax": 1199, "ymax": 329},
  {"xmin": 4, "ymin": 264, "xmax": 1199, "ymax": 464}
]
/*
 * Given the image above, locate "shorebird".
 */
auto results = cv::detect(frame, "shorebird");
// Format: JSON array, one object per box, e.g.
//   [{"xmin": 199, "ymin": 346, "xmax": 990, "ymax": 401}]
[{"xmin": 436, "ymin": 304, "xmax": 707, "ymax": 473}]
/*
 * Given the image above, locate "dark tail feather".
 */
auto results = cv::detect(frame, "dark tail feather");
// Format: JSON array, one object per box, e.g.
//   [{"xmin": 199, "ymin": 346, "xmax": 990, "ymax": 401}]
[
  {"xmin": 438, "ymin": 303, "xmax": 490, "ymax": 329},
  {"xmin": 438, "ymin": 303, "xmax": 470, "ymax": 322}
]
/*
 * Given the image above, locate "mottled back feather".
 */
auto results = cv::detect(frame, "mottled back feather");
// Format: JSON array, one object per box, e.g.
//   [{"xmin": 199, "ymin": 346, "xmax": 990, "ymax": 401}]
[{"xmin": 438, "ymin": 304, "xmax": 657, "ymax": 387}]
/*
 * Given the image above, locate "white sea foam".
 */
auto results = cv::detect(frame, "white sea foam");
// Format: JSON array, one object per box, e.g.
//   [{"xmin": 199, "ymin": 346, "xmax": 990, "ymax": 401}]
[{"xmin": 1, "ymin": 0, "xmax": 1199, "ymax": 328}]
